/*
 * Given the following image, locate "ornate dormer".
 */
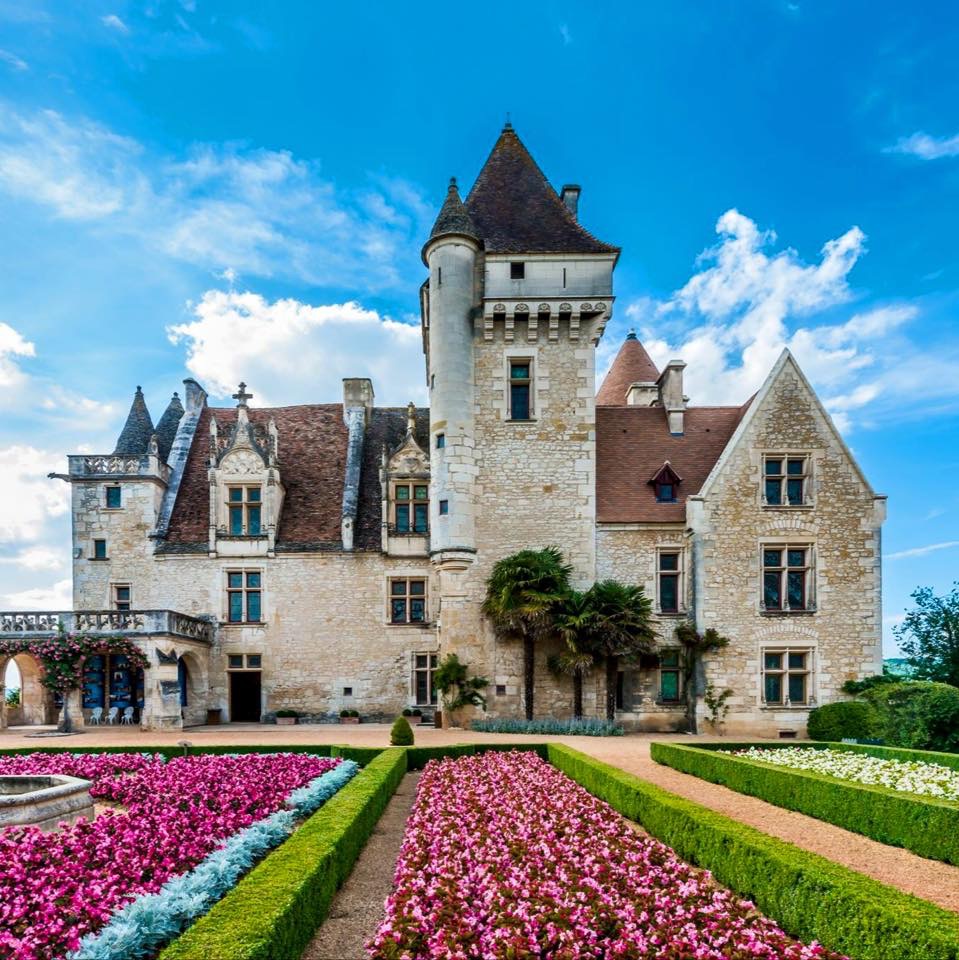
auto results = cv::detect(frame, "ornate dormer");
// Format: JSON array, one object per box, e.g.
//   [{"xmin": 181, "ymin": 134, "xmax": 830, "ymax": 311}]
[
  {"xmin": 381, "ymin": 402, "xmax": 430, "ymax": 556},
  {"xmin": 207, "ymin": 383, "xmax": 285, "ymax": 557},
  {"xmin": 649, "ymin": 461, "xmax": 682, "ymax": 504}
]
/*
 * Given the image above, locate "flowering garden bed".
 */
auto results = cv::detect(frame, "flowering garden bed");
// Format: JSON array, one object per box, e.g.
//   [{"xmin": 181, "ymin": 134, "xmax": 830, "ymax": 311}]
[
  {"xmin": 0, "ymin": 751, "xmax": 355, "ymax": 960},
  {"xmin": 369, "ymin": 751, "xmax": 842, "ymax": 959}
]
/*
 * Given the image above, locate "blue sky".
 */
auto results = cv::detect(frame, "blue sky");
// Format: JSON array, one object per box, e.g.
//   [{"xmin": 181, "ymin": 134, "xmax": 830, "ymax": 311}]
[{"xmin": 0, "ymin": 1, "xmax": 957, "ymax": 655}]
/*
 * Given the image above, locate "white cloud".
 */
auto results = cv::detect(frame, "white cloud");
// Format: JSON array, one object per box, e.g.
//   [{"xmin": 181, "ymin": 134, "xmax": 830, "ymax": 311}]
[
  {"xmin": 0, "ymin": 446, "xmax": 69, "ymax": 542},
  {"xmin": 101, "ymin": 14, "xmax": 130, "ymax": 34},
  {"xmin": 0, "ymin": 577, "xmax": 71, "ymax": 609},
  {"xmin": 0, "ymin": 320, "xmax": 35, "ymax": 405},
  {"xmin": 0, "ymin": 49, "xmax": 27, "ymax": 71},
  {"xmin": 167, "ymin": 288, "xmax": 426, "ymax": 405},
  {"xmin": 0, "ymin": 106, "xmax": 431, "ymax": 289},
  {"xmin": 886, "ymin": 132, "xmax": 959, "ymax": 160},
  {"xmin": 0, "ymin": 546, "xmax": 65, "ymax": 571},
  {"xmin": 559, "ymin": 23, "xmax": 572, "ymax": 45},
  {"xmin": 887, "ymin": 540, "xmax": 959, "ymax": 560}
]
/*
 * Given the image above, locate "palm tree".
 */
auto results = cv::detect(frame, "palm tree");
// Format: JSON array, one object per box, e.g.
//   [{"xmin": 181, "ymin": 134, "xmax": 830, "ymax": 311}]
[
  {"xmin": 587, "ymin": 580, "xmax": 656, "ymax": 721},
  {"xmin": 552, "ymin": 589, "xmax": 599, "ymax": 718},
  {"xmin": 482, "ymin": 547, "xmax": 572, "ymax": 720}
]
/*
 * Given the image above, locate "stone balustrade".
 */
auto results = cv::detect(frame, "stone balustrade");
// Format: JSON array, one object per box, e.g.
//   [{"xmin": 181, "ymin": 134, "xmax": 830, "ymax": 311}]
[{"xmin": 0, "ymin": 610, "xmax": 214, "ymax": 643}]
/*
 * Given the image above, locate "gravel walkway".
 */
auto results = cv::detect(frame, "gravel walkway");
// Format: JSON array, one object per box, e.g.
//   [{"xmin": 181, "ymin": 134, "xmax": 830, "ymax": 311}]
[{"xmin": 302, "ymin": 772, "xmax": 418, "ymax": 960}]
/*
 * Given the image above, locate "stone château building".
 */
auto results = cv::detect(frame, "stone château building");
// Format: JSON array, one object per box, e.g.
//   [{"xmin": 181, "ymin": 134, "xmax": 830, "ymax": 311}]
[{"xmin": 0, "ymin": 125, "xmax": 885, "ymax": 735}]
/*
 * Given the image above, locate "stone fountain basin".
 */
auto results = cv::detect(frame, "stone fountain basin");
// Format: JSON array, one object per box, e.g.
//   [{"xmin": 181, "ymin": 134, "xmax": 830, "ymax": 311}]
[{"xmin": 0, "ymin": 775, "xmax": 94, "ymax": 832}]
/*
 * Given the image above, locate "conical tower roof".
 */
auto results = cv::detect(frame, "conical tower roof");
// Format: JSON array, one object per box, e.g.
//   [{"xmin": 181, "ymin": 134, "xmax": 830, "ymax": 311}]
[
  {"xmin": 155, "ymin": 391, "xmax": 185, "ymax": 463},
  {"xmin": 464, "ymin": 123, "xmax": 618, "ymax": 255},
  {"xmin": 114, "ymin": 386, "xmax": 155, "ymax": 454},
  {"xmin": 422, "ymin": 177, "xmax": 480, "ymax": 263},
  {"xmin": 596, "ymin": 332, "xmax": 661, "ymax": 406}
]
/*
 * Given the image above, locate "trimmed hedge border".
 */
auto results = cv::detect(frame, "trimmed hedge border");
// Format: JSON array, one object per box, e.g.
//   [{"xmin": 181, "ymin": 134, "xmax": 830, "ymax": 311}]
[
  {"xmin": 549, "ymin": 744, "xmax": 959, "ymax": 960},
  {"xmin": 651, "ymin": 741, "xmax": 959, "ymax": 865},
  {"xmin": 159, "ymin": 747, "xmax": 407, "ymax": 960}
]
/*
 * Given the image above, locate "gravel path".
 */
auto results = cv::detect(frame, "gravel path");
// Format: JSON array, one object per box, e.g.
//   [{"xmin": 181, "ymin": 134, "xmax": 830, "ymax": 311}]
[{"xmin": 302, "ymin": 772, "xmax": 418, "ymax": 960}]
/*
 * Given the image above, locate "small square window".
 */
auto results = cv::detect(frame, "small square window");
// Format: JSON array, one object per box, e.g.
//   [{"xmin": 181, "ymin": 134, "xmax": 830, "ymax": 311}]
[
  {"xmin": 439, "ymin": 499, "xmax": 449, "ymax": 515},
  {"xmin": 105, "ymin": 487, "xmax": 121, "ymax": 509},
  {"xmin": 495, "ymin": 684, "xmax": 507, "ymax": 696},
  {"xmin": 436, "ymin": 433, "xmax": 445, "ymax": 449},
  {"xmin": 93, "ymin": 539, "xmax": 107, "ymax": 560},
  {"xmin": 246, "ymin": 654, "xmax": 262, "ymax": 668},
  {"xmin": 343, "ymin": 686, "xmax": 353, "ymax": 696},
  {"xmin": 228, "ymin": 655, "xmax": 244, "ymax": 669},
  {"xmin": 510, "ymin": 261, "xmax": 525, "ymax": 279}
]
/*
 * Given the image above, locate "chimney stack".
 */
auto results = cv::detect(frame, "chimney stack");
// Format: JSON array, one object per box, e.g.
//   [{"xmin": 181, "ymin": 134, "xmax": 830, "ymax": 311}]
[
  {"xmin": 343, "ymin": 377, "xmax": 375, "ymax": 426},
  {"xmin": 561, "ymin": 184, "xmax": 581, "ymax": 220},
  {"xmin": 658, "ymin": 360, "xmax": 687, "ymax": 435}
]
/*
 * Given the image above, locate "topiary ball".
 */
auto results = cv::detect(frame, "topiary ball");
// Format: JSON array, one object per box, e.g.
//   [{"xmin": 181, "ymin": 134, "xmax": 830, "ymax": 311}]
[
  {"xmin": 390, "ymin": 715, "xmax": 414, "ymax": 746},
  {"xmin": 807, "ymin": 700, "xmax": 880, "ymax": 742}
]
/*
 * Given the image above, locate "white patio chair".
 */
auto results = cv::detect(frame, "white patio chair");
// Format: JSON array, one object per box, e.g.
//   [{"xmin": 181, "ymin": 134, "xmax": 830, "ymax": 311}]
[
  {"xmin": 121, "ymin": 707, "xmax": 135, "ymax": 725},
  {"xmin": 89, "ymin": 706, "xmax": 103, "ymax": 725},
  {"xmin": 106, "ymin": 706, "xmax": 119, "ymax": 725}
]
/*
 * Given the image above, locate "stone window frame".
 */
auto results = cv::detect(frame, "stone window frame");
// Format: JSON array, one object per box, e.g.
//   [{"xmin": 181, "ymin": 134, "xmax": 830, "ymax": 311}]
[
  {"xmin": 761, "ymin": 452, "xmax": 813, "ymax": 508},
  {"xmin": 388, "ymin": 576, "xmax": 429, "ymax": 626},
  {"xmin": 226, "ymin": 484, "xmax": 263, "ymax": 537},
  {"xmin": 412, "ymin": 651, "xmax": 439, "ymax": 706},
  {"xmin": 92, "ymin": 538, "xmax": 108, "ymax": 561},
  {"xmin": 760, "ymin": 644, "xmax": 816, "ymax": 708},
  {"xmin": 656, "ymin": 547, "xmax": 685, "ymax": 615},
  {"xmin": 104, "ymin": 486, "xmax": 122, "ymax": 510},
  {"xmin": 111, "ymin": 582, "xmax": 132, "ymax": 612},
  {"xmin": 657, "ymin": 648, "xmax": 683, "ymax": 703},
  {"xmin": 391, "ymin": 480, "xmax": 429, "ymax": 535},
  {"xmin": 760, "ymin": 541, "xmax": 817, "ymax": 614},
  {"xmin": 224, "ymin": 568, "xmax": 264, "ymax": 625},
  {"xmin": 227, "ymin": 654, "xmax": 262, "ymax": 670},
  {"xmin": 506, "ymin": 354, "xmax": 535, "ymax": 422}
]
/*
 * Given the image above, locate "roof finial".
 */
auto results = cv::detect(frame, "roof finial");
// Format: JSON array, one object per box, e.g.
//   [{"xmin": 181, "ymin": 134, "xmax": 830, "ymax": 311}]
[
  {"xmin": 626, "ymin": 329, "xmax": 638, "ymax": 341},
  {"xmin": 406, "ymin": 400, "xmax": 416, "ymax": 437},
  {"xmin": 448, "ymin": 176, "xmax": 457, "ymax": 191},
  {"xmin": 504, "ymin": 112, "xmax": 512, "ymax": 131},
  {"xmin": 232, "ymin": 382, "xmax": 253, "ymax": 408}
]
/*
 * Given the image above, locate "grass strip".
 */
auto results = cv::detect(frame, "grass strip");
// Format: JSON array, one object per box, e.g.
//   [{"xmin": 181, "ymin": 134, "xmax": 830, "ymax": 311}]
[{"xmin": 549, "ymin": 743, "xmax": 959, "ymax": 960}]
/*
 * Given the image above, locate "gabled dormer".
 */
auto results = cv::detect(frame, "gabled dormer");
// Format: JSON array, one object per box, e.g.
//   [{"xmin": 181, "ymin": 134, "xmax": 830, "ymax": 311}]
[
  {"xmin": 649, "ymin": 461, "xmax": 682, "ymax": 504},
  {"xmin": 207, "ymin": 383, "xmax": 285, "ymax": 557},
  {"xmin": 381, "ymin": 402, "xmax": 430, "ymax": 557}
]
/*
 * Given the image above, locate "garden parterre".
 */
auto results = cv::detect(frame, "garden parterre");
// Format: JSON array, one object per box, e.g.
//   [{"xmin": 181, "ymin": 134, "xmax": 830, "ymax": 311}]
[
  {"xmin": 725, "ymin": 747, "xmax": 959, "ymax": 803},
  {"xmin": 0, "ymin": 751, "xmax": 344, "ymax": 960},
  {"xmin": 368, "ymin": 751, "xmax": 844, "ymax": 960}
]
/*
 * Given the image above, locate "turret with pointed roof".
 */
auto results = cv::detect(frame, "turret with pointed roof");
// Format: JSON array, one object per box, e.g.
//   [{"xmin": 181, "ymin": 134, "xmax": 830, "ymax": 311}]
[
  {"xmin": 114, "ymin": 386, "xmax": 155, "ymax": 455},
  {"xmin": 155, "ymin": 391, "xmax": 185, "ymax": 464},
  {"xmin": 597, "ymin": 332, "xmax": 661, "ymax": 406},
  {"xmin": 422, "ymin": 178, "xmax": 479, "ymax": 263}
]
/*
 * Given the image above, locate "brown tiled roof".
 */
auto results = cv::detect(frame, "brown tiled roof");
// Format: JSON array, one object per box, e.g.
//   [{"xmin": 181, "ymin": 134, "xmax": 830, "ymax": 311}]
[
  {"xmin": 596, "ymin": 405, "xmax": 749, "ymax": 522},
  {"xmin": 464, "ymin": 125, "xmax": 618, "ymax": 256},
  {"xmin": 596, "ymin": 334, "xmax": 661, "ymax": 405},
  {"xmin": 163, "ymin": 405, "xmax": 349, "ymax": 549}
]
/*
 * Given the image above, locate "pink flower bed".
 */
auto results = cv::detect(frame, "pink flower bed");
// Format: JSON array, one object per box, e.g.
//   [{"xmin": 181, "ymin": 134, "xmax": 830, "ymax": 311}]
[
  {"xmin": 0, "ymin": 751, "xmax": 340, "ymax": 960},
  {"xmin": 369, "ymin": 751, "xmax": 846, "ymax": 960}
]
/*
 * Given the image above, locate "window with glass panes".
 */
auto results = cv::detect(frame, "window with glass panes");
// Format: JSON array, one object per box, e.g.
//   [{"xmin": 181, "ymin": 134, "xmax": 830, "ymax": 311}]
[
  {"xmin": 227, "ymin": 571, "xmax": 262, "ymax": 623},
  {"xmin": 763, "ymin": 648, "xmax": 812, "ymax": 705},
  {"xmin": 509, "ymin": 360, "xmax": 532, "ymax": 420},
  {"xmin": 393, "ymin": 483, "xmax": 429, "ymax": 533},
  {"xmin": 112, "ymin": 583, "xmax": 131, "ymax": 611},
  {"xmin": 413, "ymin": 652, "xmax": 438, "ymax": 705},
  {"xmin": 390, "ymin": 578, "xmax": 427, "ymax": 624},
  {"xmin": 658, "ymin": 551, "xmax": 681, "ymax": 613},
  {"xmin": 105, "ymin": 486, "xmax": 122, "ymax": 509},
  {"xmin": 762, "ymin": 546, "xmax": 812, "ymax": 611},
  {"xmin": 227, "ymin": 486, "xmax": 262, "ymax": 535},
  {"xmin": 659, "ymin": 649, "xmax": 682, "ymax": 702},
  {"xmin": 764, "ymin": 456, "xmax": 808, "ymax": 506}
]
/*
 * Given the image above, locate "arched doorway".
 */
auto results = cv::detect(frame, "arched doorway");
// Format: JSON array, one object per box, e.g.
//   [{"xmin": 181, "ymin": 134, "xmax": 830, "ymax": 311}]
[{"xmin": 5, "ymin": 654, "xmax": 56, "ymax": 726}]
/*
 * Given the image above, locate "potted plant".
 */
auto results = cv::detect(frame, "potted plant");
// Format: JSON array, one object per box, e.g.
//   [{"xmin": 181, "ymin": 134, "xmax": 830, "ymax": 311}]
[
  {"xmin": 402, "ymin": 707, "xmax": 423, "ymax": 726},
  {"xmin": 339, "ymin": 708, "xmax": 360, "ymax": 724},
  {"xmin": 275, "ymin": 709, "xmax": 299, "ymax": 726}
]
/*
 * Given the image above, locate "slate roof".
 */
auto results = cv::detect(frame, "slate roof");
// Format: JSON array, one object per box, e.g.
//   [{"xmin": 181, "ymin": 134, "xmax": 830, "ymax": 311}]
[
  {"xmin": 463, "ymin": 125, "xmax": 619, "ymax": 256},
  {"xmin": 161, "ymin": 403, "xmax": 428, "ymax": 553},
  {"xmin": 155, "ymin": 392, "xmax": 185, "ymax": 463},
  {"xmin": 596, "ymin": 333, "xmax": 661, "ymax": 406},
  {"xmin": 114, "ymin": 387, "xmax": 155, "ymax": 455},
  {"xmin": 596, "ymin": 404, "xmax": 750, "ymax": 523},
  {"xmin": 425, "ymin": 178, "xmax": 479, "ymax": 256}
]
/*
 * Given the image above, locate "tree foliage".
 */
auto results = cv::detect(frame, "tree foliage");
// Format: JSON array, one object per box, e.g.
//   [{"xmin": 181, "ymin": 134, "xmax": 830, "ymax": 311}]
[
  {"xmin": 894, "ymin": 583, "xmax": 959, "ymax": 687},
  {"xmin": 433, "ymin": 653, "xmax": 489, "ymax": 712},
  {"xmin": 551, "ymin": 589, "xmax": 600, "ymax": 718},
  {"xmin": 675, "ymin": 622, "xmax": 730, "ymax": 733}
]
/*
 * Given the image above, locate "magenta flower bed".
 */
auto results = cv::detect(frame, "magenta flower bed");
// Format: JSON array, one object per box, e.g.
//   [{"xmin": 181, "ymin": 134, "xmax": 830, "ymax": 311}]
[
  {"xmin": 0, "ymin": 751, "xmax": 340, "ymax": 960},
  {"xmin": 369, "ymin": 751, "xmax": 846, "ymax": 960}
]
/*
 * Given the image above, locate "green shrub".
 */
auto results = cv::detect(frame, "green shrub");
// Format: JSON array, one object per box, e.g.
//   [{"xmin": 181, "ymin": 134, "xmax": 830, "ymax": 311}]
[
  {"xmin": 551, "ymin": 744, "xmax": 959, "ymax": 960},
  {"xmin": 807, "ymin": 700, "xmax": 881, "ymax": 742},
  {"xmin": 274, "ymin": 709, "xmax": 299, "ymax": 718},
  {"xmin": 865, "ymin": 681, "xmax": 959, "ymax": 752},
  {"xmin": 390, "ymin": 716, "xmax": 414, "ymax": 746},
  {"xmin": 651, "ymin": 741, "xmax": 959, "ymax": 865},
  {"xmin": 470, "ymin": 716, "xmax": 624, "ymax": 736},
  {"xmin": 161, "ymin": 748, "xmax": 407, "ymax": 960},
  {"xmin": 402, "ymin": 708, "xmax": 413, "ymax": 716}
]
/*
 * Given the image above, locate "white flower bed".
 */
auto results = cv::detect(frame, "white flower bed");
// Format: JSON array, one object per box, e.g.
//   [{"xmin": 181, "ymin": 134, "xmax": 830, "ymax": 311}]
[{"xmin": 725, "ymin": 747, "xmax": 959, "ymax": 803}]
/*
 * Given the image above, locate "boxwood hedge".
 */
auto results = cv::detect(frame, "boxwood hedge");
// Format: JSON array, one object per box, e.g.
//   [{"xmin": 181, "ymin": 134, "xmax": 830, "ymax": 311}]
[{"xmin": 550, "ymin": 743, "xmax": 959, "ymax": 960}]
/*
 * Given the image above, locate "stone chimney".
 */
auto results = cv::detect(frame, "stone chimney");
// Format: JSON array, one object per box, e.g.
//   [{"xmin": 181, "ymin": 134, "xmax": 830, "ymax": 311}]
[
  {"xmin": 342, "ymin": 378, "xmax": 375, "ymax": 426},
  {"xmin": 183, "ymin": 378, "xmax": 208, "ymax": 414},
  {"xmin": 658, "ymin": 360, "xmax": 687, "ymax": 435},
  {"xmin": 626, "ymin": 381, "xmax": 659, "ymax": 406},
  {"xmin": 561, "ymin": 184, "xmax": 581, "ymax": 220}
]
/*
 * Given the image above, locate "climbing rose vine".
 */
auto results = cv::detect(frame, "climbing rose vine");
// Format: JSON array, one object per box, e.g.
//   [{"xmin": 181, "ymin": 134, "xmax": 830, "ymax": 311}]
[{"xmin": 368, "ymin": 751, "xmax": 844, "ymax": 959}]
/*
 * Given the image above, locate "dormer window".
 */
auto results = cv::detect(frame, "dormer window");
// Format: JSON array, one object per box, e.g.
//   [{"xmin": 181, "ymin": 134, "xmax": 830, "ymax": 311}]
[
  {"xmin": 394, "ymin": 483, "xmax": 429, "ymax": 534},
  {"xmin": 228, "ymin": 485, "xmax": 262, "ymax": 536},
  {"xmin": 649, "ymin": 462, "xmax": 682, "ymax": 504}
]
